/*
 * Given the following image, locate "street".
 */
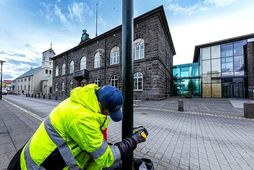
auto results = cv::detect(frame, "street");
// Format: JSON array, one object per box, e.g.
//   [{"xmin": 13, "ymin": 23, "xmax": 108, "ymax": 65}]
[{"xmin": 1, "ymin": 95, "xmax": 254, "ymax": 169}]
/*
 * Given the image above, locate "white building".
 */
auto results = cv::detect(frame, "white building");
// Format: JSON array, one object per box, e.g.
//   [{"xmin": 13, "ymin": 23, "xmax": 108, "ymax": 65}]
[{"xmin": 15, "ymin": 48, "xmax": 55, "ymax": 95}]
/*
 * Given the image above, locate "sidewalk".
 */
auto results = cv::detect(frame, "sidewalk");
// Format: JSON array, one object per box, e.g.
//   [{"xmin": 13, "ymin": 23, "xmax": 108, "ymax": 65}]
[{"xmin": 0, "ymin": 100, "xmax": 40, "ymax": 169}]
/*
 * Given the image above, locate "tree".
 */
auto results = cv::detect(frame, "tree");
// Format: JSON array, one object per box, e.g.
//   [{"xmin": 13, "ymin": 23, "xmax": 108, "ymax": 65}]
[{"xmin": 187, "ymin": 80, "xmax": 195, "ymax": 95}]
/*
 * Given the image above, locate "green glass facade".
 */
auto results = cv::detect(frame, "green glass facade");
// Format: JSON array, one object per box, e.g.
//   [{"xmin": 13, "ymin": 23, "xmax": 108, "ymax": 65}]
[{"xmin": 173, "ymin": 63, "xmax": 201, "ymax": 96}]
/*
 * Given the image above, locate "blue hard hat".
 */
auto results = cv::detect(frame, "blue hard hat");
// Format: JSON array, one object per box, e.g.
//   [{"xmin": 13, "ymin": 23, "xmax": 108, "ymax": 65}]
[{"xmin": 97, "ymin": 85, "xmax": 123, "ymax": 122}]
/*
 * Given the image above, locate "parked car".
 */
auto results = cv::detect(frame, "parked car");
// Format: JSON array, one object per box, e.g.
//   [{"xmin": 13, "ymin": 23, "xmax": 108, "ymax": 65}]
[{"xmin": 2, "ymin": 88, "xmax": 7, "ymax": 95}]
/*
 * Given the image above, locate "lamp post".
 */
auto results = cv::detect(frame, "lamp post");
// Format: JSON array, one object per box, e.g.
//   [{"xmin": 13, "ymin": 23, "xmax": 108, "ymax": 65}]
[
  {"xmin": 0, "ymin": 60, "xmax": 5, "ymax": 100},
  {"xmin": 122, "ymin": 0, "xmax": 133, "ymax": 169}
]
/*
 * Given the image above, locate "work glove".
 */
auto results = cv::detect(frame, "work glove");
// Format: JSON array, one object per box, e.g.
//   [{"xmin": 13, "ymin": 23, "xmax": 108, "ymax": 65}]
[
  {"xmin": 115, "ymin": 126, "xmax": 149, "ymax": 160},
  {"xmin": 131, "ymin": 126, "xmax": 148, "ymax": 144}
]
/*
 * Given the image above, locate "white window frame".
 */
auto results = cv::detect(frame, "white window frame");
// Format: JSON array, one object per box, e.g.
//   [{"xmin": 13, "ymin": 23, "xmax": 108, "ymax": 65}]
[
  {"xmin": 110, "ymin": 46, "xmax": 120, "ymax": 65},
  {"xmin": 94, "ymin": 52, "xmax": 101, "ymax": 68},
  {"xmin": 69, "ymin": 61, "xmax": 74, "ymax": 74},
  {"xmin": 62, "ymin": 64, "xmax": 66, "ymax": 75},
  {"xmin": 133, "ymin": 39, "xmax": 145, "ymax": 60},
  {"xmin": 111, "ymin": 75, "xmax": 118, "ymax": 88},
  {"xmin": 70, "ymin": 80, "xmax": 73, "ymax": 90},
  {"xmin": 94, "ymin": 77, "xmax": 100, "ymax": 86},
  {"xmin": 55, "ymin": 83, "xmax": 58, "ymax": 92},
  {"xmin": 62, "ymin": 81, "xmax": 65, "ymax": 91},
  {"xmin": 134, "ymin": 72, "xmax": 143, "ymax": 91},
  {"xmin": 55, "ymin": 66, "xmax": 59, "ymax": 76},
  {"xmin": 80, "ymin": 56, "xmax": 86, "ymax": 70}
]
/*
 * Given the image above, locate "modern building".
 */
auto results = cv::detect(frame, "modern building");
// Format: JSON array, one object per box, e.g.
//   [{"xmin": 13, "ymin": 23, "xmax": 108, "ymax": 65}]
[
  {"xmin": 51, "ymin": 6, "xmax": 176, "ymax": 100},
  {"xmin": 15, "ymin": 48, "xmax": 55, "ymax": 95},
  {"xmin": 173, "ymin": 33, "xmax": 254, "ymax": 98}
]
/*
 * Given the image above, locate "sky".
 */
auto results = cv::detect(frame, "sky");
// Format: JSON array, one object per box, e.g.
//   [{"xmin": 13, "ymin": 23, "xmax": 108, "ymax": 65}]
[{"xmin": 0, "ymin": 0, "xmax": 254, "ymax": 80}]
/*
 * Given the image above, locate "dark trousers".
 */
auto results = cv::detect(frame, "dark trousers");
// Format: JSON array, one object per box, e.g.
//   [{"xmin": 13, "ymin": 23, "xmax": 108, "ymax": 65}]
[{"xmin": 7, "ymin": 147, "xmax": 23, "ymax": 170}]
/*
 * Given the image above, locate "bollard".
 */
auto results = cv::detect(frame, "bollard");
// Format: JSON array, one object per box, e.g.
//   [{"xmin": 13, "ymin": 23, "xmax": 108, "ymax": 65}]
[
  {"xmin": 43, "ymin": 95, "xmax": 45, "ymax": 99},
  {"xmin": 178, "ymin": 100, "xmax": 184, "ymax": 112},
  {"xmin": 49, "ymin": 94, "xmax": 51, "ymax": 100},
  {"xmin": 38, "ymin": 93, "xmax": 40, "ymax": 98},
  {"xmin": 244, "ymin": 103, "xmax": 254, "ymax": 118},
  {"xmin": 55, "ymin": 95, "xmax": 58, "ymax": 100}
]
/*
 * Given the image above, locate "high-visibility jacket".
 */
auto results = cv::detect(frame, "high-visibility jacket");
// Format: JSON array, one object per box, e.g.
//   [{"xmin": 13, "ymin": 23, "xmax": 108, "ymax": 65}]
[{"xmin": 20, "ymin": 84, "xmax": 121, "ymax": 169}]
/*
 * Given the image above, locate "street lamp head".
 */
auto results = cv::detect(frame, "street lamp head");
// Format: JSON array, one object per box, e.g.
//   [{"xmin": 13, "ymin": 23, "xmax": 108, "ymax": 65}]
[{"xmin": 0, "ymin": 60, "xmax": 5, "ymax": 64}]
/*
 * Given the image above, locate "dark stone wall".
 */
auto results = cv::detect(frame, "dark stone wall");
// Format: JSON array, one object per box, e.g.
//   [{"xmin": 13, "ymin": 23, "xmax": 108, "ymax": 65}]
[
  {"xmin": 53, "ymin": 14, "xmax": 174, "ymax": 100},
  {"xmin": 247, "ymin": 41, "xmax": 254, "ymax": 99}
]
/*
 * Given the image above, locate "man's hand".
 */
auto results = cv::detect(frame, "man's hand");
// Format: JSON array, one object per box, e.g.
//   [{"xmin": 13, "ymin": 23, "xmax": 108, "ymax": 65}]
[{"xmin": 131, "ymin": 126, "xmax": 148, "ymax": 144}]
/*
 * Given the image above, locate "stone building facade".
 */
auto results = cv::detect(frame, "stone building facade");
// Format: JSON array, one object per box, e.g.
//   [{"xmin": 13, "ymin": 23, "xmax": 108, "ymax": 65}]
[{"xmin": 51, "ymin": 6, "xmax": 175, "ymax": 100}]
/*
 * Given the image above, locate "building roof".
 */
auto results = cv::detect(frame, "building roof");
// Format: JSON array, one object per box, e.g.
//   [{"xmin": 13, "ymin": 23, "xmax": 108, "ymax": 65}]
[
  {"xmin": 193, "ymin": 33, "xmax": 254, "ymax": 62},
  {"xmin": 43, "ymin": 48, "xmax": 55, "ymax": 55},
  {"xmin": 3, "ymin": 80, "xmax": 12, "ymax": 84},
  {"xmin": 52, "ymin": 5, "xmax": 175, "ymax": 60},
  {"xmin": 16, "ymin": 67, "xmax": 42, "ymax": 79}
]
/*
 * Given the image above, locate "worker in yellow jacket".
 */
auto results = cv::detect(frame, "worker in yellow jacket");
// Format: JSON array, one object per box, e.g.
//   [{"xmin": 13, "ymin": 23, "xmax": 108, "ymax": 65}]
[{"xmin": 8, "ymin": 84, "xmax": 148, "ymax": 170}]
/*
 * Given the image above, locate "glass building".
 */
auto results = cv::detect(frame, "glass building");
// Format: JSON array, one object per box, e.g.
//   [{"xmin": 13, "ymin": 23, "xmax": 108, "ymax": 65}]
[
  {"xmin": 173, "ymin": 63, "xmax": 201, "ymax": 96},
  {"xmin": 174, "ymin": 33, "xmax": 254, "ymax": 98}
]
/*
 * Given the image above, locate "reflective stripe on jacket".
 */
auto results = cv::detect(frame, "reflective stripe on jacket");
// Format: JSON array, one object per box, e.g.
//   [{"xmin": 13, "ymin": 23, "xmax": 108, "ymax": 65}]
[{"xmin": 20, "ymin": 84, "xmax": 121, "ymax": 169}]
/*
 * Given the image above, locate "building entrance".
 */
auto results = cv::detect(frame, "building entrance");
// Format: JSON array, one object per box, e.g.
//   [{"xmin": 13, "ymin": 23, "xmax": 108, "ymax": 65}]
[{"xmin": 222, "ymin": 82, "xmax": 244, "ymax": 98}]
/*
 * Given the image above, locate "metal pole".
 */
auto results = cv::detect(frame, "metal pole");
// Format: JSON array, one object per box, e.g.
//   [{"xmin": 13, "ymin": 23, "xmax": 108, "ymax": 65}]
[
  {"xmin": 122, "ymin": 0, "xmax": 133, "ymax": 169},
  {"xmin": 96, "ymin": 0, "xmax": 98, "ymax": 37},
  {"xmin": 0, "ymin": 62, "xmax": 3, "ymax": 100}
]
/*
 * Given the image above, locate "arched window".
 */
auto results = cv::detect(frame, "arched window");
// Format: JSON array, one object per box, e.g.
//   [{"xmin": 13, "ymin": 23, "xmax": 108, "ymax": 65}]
[
  {"xmin": 62, "ymin": 64, "xmax": 66, "ymax": 75},
  {"xmin": 111, "ymin": 75, "xmax": 118, "ymax": 88},
  {"xmin": 110, "ymin": 46, "xmax": 120, "ymax": 65},
  {"xmin": 69, "ymin": 61, "xmax": 74, "ymax": 74},
  {"xmin": 55, "ymin": 83, "xmax": 58, "ymax": 91},
  {"xmin": 94, "ymin": 77, "xmax": 100, "ymax": 86},
  {"xmin": 62, "ymin": 81, "xmax": 65, "ymax": 91},
  {"xmin": 80, "ymin": 56, "xmax": 86, "ymax": 70},
  {"xmin": 134, "ymin": 39, "xmax": 145, "ymax": 60},
  {"xmin": 94, "ymin": 52, "xmax": 101, "ymax": 68},
  {"xmin": 70, "ymin": 80, "xmax": 73, "ymax": 90},
  {"xmin": 55, "ymin": 66, "xmax": 59, "ymax": 76},
  {"xmin": 134, "ymin": 72, "xmax": 143, "ymax": 91}
]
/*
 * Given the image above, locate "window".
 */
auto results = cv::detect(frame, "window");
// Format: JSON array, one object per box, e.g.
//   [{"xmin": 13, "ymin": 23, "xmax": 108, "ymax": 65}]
[
  {"xmin": 134, "ymin": 39, "xmax": 145, "ymax": 60},
  {"xmin": 110, "ymin": 47, "xmax": 120, "ymax": 65},
  {"xmin": 62, "ymin": 64, "xmax": 66, "ymax": 75},
  {"xmin": 70, "ymin": 80, "xmax": 73, "ymax": 90},
  {"xmin": 201, "ymin": 47, "xmax": 210, "ymax": 60},
  {"xmin": 94, "ymin": 77, "xmax": 100, "ymax": 86},
  {"xmin": 29, "ymin": 77, "xmax": 31, "ymax": 81},
  {"xmin": 80, "ymin": 57, "xmax": 86, "ymax": 70},
  {"xmin": 69, "ymin": 61, "xmax": 74, "ymax": 74},
  {"xmin": 134, "ymin": 72, "xmax": 143, "ymax": 91},
  {"xmin": 55, "ymin": 83, "xmax": 58, "ymax": 91},
  {"xmin": 49, "ymin": 70, "xmax": 51, "ymax": 74},
  {"xmin": 221, "ymin": 43, "xmax": 233, "ymax": 58},
  {"xmin": 94, "ymin": 52, "xmax": 101, "ymax": 68},
  {"xmin": 55, "ymin": 66, "xmax": 59, "ymax": 76},
  {"xmin": 45, "ymin": 69, "xmax": 48, "ymax": 74},
  {"xmin": 62, "ymin": 81, "xmax": 65, "ymax": 91},
  {"xmin": 111, "ymin": 75, "xmax": 118, "ymax": 88}
]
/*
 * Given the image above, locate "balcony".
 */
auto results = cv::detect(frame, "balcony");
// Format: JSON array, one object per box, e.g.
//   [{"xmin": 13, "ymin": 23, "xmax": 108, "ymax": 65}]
[{"xmin": 73, "ymin": 69, "xmax": 89, "ymax": 80}]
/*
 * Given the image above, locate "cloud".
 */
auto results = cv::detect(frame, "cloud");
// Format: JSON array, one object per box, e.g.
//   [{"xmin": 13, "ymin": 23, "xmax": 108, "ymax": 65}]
[
  {"xmin": 54, "ymin": 4, "xmax": 71, "ymax": 28},
  {"xmin": 167, "ymin": 0, "xmax": 239, "ymax": 15},
  {"xmin": 171, "ymin": 3, "xmax": 254, "ymax": 65},
  {"xmin": 0, "ymin": 51, "xmax": 26, "ymax": 58},
  {"xmin": 68, "ymin": 2, "xmax": 93, "ymax": 25},
  {"xmin": 204, "ymin": 0, "xmax": 238, "ymax": 7}
]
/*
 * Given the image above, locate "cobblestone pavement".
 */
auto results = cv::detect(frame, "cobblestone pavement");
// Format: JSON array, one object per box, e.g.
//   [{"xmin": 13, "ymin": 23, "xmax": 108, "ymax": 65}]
[
  {"xmin": 1, "ymin": 96, "xmax": 254, "ymax": 170},
  {"xmin": 107, "ymin": 108, "xmax": 254, "ymax": 170}
]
